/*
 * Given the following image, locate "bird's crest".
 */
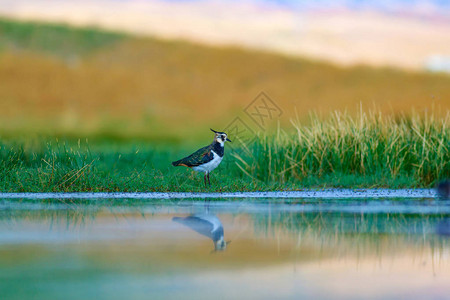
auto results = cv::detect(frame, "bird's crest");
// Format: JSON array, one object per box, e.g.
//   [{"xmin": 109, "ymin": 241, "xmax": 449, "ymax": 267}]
[{"xmin": 210, "ymin": 128, "xmax": 232, "ymax": 144}]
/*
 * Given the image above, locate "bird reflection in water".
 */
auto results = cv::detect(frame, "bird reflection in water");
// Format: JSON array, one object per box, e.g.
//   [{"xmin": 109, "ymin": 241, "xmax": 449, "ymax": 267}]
[
  {"xmin": 437, "ymin": 219, "xmax": 450, "ymax": 237},
  {"xmin": 172, "ymin": 204, "xmax": 230, "ymax": 251}
]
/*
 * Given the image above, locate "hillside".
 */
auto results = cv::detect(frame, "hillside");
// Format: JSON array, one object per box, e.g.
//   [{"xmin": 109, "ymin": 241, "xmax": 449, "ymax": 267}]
[{"xmin": 0, "ymin": 18, "xmax": 449, "ymax": 142}]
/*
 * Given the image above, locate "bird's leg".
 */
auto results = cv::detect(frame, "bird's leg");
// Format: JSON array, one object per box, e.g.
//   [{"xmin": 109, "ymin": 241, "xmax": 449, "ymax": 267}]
[
  {"xmin": 204, "ymin": 174, "xmax": 207, "ymax": 187},
  {"xmin": 205, "ymin": 199, "xmax": 211, "ymax": 213},
  {"xmin": 207, "ymin": 173, "xmax": 211, "ymax": 186}
]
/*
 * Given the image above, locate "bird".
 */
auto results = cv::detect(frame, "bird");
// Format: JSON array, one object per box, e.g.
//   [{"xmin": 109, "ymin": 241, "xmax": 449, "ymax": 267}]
[
  {"xmin": 172, "ymin": 213, "xmax": 229, "ymax": 251},
  {"xmin": 437, "ymin": 179, "xmax": 450, "ymax": 200},
  {"xmin": 172, "ymin": 128, "xmax": 231, "ymax": 186}
]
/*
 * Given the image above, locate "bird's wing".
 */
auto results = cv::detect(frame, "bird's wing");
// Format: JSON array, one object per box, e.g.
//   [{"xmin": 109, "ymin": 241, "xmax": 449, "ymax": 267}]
[
  {"xmin": 193, "ymin": 214, "xmax": 222, "ymax": 232},
  {"xmin": 172, "ymin": 216, "xmax": 214, "ymax": 239},
  {"xmin": 174, "ymin": 144, "xmax": 213, "ymax": 167}
]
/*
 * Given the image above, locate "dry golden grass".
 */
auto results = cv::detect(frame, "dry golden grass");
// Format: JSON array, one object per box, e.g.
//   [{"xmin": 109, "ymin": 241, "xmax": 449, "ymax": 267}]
[{"xmin": 0, "ymin": 20, "xmax": 449, "ymax": 142}]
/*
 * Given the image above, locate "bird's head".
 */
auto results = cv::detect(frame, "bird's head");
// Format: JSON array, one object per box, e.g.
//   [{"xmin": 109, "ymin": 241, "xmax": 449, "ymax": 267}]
[
  {"xmin": 214, "ymin": 238, "xmax": 231, "ymax": 251},
  {"xmin": 211, "ymin": 128, "xmax": 231, "ymax": 146}
]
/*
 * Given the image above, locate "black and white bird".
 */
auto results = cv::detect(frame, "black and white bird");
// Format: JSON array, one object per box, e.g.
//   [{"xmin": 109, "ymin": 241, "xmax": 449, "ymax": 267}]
[
  {"xmin": 172, "ymin": 213, "xmax": 229, "ymax": 251},
  {"xmin": 172, "ymin": 129, "xmax": 231, "ymax": 186}
]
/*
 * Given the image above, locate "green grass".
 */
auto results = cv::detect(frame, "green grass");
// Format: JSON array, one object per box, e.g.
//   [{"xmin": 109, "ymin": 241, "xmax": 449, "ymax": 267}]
[
  {"xmin": 0, "ymin": 139, "xmax": 246, "ymax": 192},
  {"xmin": 0, "ymin": 18, "xmax": 125, "ymax": 58},
  {"xmin": 234, "ymin": 110, "xmax": 449, "ymax": 187},
  {"xmin": 1, "ymin": 111, "xmax": 448, "ymax": 192}
]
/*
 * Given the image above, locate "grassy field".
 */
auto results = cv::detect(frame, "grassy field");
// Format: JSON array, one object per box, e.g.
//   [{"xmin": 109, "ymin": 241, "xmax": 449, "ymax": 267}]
[
  {"xmin": 1, "ymin": 111, "xmax": 448, "ymax": 192},
  {"xmin": 0, "ymin": 18, "xmax": 448, "ymax": 191}
]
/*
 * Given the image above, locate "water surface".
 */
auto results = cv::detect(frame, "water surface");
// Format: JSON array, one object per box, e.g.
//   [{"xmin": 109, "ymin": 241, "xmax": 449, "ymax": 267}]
[{"xmin": 0, "ymin": 197, "xmax": 449, "ymax": 299}]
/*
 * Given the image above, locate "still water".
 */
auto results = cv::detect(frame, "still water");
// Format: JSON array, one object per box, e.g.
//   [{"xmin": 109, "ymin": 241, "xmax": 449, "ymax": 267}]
[{"xmin": 0, "ymin": 198, "xmax": 449, "ymax": 300}]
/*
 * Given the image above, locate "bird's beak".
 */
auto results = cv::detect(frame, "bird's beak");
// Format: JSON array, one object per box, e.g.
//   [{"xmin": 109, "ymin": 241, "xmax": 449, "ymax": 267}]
[{"xmin": 226, "ymin": 138, "xmax": 232, "ymax": 142}]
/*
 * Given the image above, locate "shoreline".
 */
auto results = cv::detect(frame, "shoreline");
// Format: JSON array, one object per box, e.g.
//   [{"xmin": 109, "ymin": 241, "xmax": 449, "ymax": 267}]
[{"xmin": 0, "ymin": 189, "xmax": 437, "ymax": 200}]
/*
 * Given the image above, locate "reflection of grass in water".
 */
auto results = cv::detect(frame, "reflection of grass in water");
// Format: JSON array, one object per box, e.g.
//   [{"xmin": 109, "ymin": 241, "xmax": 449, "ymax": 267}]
[
  {"xmin": 0, "ymin": 198, "xmax": 173, "ymax": 229},
  {"xmin": 1, "ymin": 199, "xmax": 448, "ymax": 271},
  {"xmin": 0, "ymin": 200, "xmax": 448, "ymax": 300},
  {"xmin": 3, "ymin": 198, "xmax": 447, "ymax": 244},
  {"xmin": 0, "ymin": 199, "xmax": 100, "ymax": 230},
  {"xmin": 252, "ymin": 207, "xmax": 449, "ymax": 258}
]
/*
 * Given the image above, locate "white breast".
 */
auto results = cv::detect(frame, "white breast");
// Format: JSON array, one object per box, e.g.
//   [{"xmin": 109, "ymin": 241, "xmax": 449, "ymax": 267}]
[{"xmin": 192, "ymin": 150, "xmax": 223, "ymax": 173}]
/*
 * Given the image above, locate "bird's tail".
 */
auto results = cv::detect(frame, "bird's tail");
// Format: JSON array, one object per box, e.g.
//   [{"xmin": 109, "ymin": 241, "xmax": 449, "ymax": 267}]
[
  {"xmin": 172, "ymin": 160, "xmax": 181, "ymax": 166},
  {"xmin": 172, "ymin": 159, "xmax": 189, "ymax": 167}
]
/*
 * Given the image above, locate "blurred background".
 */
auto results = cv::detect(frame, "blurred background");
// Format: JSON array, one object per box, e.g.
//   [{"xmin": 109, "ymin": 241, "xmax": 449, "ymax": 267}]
[{"xmin": 0, "ymin": 0, "xmax": 449, "ymax": 143}]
